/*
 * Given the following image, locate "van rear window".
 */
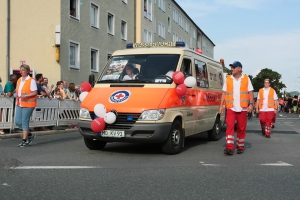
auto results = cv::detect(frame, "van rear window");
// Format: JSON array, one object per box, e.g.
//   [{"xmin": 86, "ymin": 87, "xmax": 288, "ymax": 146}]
[{"xmin": 98, "ymin": 54, "xmax": 180, "ymax": 84}]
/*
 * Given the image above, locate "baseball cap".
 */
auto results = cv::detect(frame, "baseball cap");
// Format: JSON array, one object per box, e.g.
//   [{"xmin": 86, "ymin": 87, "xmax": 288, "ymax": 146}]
[{"xmin": 229, "ymin": 61, "xmax": 242, "ymax": 68}]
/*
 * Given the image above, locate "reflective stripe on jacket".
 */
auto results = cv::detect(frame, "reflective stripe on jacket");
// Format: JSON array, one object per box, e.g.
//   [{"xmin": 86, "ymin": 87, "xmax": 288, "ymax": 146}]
[
  {"xmin": 16, "ymin": 77, "xmax": 37, "ymax": 107},
  {"xmin": 224, "ymin": 75, "xmax": 249, "ymax": 108},
  {"xmin": 258, "ymin": 87, "xmax": 275, "ymax": 109}
]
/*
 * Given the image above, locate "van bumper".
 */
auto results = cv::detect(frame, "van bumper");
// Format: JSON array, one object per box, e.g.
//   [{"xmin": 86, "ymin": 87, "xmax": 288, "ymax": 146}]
[{"xmin": 78, "ymin": 120, "xmax": 172, "ymax": 143}]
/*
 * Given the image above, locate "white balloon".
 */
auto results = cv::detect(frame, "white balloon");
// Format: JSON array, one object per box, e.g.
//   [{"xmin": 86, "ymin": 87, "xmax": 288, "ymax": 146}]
[
  {"xmin": 104, "ymin": 112, "xmax": 117, "ymax": 124},
  {"xmin": 94, "ymin": 104, "xmax": 107, "ymax": 118},
  {"xmin": 166, "ymin": 71, "xmax": 174, "ymax": 78},
  {"xmin": 79, "ymin": 92, "xmax": 89, "ymax": 102},
  {"xmin": 184, "ymin": 76, "xmax": 197, "ymax": 87}
]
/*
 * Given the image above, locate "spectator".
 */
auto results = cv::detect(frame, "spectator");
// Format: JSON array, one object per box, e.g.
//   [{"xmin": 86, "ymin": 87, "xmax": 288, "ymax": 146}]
[
  {"xmin": 287, "ymin": 96, "xmax": 293, "ymax": 113},
  {"xmin": 56, "ymin": 81, "xmax": 66, "ymax": 99},
  {"xmin": 63, "ymin": 80, "xmax": 70, "ymax": 97},
  {"xmin": 4, "ymin": 74, "xmax": 17, "ymax": 97},
  {"xmin": 43, "ymin": 77, "xmax": 54, "ymax": 97},
  {"xmin": 279, "ymin": 97, "xmax": 285, "ymax": 113},
  {"xmin": 15, "ymin": 64, "xmax": 37, "ymax": 147},
  {"xmin": 292, "ymin": 95, "xmax": 298, "ymax": 114},
  {"xmin": 67, "ymin": 83, "xmax": 78, "ymax": 101},
  {"xmin": 36, "ymin": 74, "xmax": 51, "ymax": 99},
  {"xmin": 75, "ymin": 85, "xmax": 81, "ymax": 98},
  {"xmin": 53, "ymin": 87, "xmax": 62, "ymax": 99}
]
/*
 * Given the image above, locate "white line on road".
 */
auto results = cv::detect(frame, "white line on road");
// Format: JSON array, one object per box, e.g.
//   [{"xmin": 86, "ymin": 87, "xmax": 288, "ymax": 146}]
[
  {"xmin": 259, "ymin": 161, "xmax": 293, "ymax": 166},
  {"xmin": 202, "ymin": 164, "xmax": 222, "ymax": 166},
  {"xmin": 8, "ymin": 166, "xmax": 102, "ymax": 169}
]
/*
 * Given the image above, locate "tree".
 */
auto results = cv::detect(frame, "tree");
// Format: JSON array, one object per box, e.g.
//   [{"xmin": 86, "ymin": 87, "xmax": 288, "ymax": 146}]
[{"xmin": 251, "ymin": 68, "xmax": 286, "ymax": 94}]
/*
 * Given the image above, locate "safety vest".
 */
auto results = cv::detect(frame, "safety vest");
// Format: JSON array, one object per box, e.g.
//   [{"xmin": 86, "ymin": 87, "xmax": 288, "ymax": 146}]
[
  {"xmin": 16, "ymin": 77, "xmax": 37, "ymax": 107},
  {"xmin": 224, "ymin": 75, "xmax": 249, "ymax": 108},
  {"xmin": 258, "ymin": 87, "xmax": 275, "ymax": 109}
]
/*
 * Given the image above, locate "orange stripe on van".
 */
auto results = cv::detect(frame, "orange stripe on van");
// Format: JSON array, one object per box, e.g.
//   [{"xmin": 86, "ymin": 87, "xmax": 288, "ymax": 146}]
[{"xmin": 81, "ymin": 87, "xmax": 222, "ymax": 114}]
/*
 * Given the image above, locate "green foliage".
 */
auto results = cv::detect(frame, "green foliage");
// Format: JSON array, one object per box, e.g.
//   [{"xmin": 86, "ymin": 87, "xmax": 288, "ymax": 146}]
[{"xmin": 251, "ymin": 68, "xmax": 286, "ymax": 94}]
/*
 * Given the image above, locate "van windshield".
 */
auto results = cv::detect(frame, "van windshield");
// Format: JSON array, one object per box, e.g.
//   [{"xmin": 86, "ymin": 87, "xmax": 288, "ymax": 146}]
[{"xmin": 98, "ymin": 54, "xmax": 180, "ymax": 84}]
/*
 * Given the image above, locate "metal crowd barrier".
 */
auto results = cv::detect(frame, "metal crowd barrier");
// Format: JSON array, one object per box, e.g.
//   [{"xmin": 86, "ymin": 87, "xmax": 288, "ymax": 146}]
[
  {"xmin": 0, "ymin": 97, "xmax": 15, "ymax": 133},
  {"xmin": 0, "ymin": 97, "xmax": 80, "ymax": 133}
]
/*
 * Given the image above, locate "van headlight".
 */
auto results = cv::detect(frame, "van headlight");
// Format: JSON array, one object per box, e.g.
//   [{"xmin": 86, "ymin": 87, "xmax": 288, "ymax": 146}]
[
  {"xmin": 79, "ymin": 108, "xmax": 91, "ymax": 119},
  {"xmin": 138, "ymin": 109, "xmax": 165, "ymax": 121}
]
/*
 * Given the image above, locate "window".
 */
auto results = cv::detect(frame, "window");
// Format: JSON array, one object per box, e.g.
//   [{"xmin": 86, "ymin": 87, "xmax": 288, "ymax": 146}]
[
  {"xmin": 168, "ymin": 16, "xmax": 171, "ymax": 33},
  {"xmin": 108, "ymin": 12, "xmax": 115, "ymax": 35},
  {"xmin": 158, "ymin": 22, "xmax": 165, "ymax": 39},
  {"xmin": 158, "ymin": 0, "xmax": 165, "ymax": 11},
  {"xmin": 122, "ymin": 0, "xmax": 127, "ymax": 4},
  {"xmin": 144, "ymin": 0, "xmax": 152, "ymax": 20},
  {"xmin": 107, "ymin": 53, "xmax": 112, "ymax": 61},
  {"xmin": 154, "ymin": 17, "xmax": 156, "ymax": 34},
  {"xmin": 190, "ymin": 37, "xmax": 193, "ymax": 48},
  {"xmin": 180, "ymin": 58, "xmax": 192, "ymax": 76},
  {"xmin": 90, "ymin": 3, "xmax": 99, "ymax": 28},
  {"xmin": 91, "ymin": 48, "xmax": 99, "ymax": 72},
  {"xmin": 121, "ymin": 20, "xmax": 127, "ymax": 40},
  {"xmin": 69, "ymin": 41, "xmax": 80, "ymax": 69},
  {"xmin": 195, "ymin": 59, "xmax": 208, "ymax": 88},
  {"xmin": 168, "ymin": 2, "xmax": 171, "ymax": 9},
  {"xmin": 193, "ymin": 29, "xmax": 197, "ymax": 39},
  {"xmin": 186, "ymin": 22, "xmax": 189, "ymax": 33},
  {"xmin": 70, "ymin": 0, "xmax": 79, "ymax": 19},
  {"xmin": 143, "ymin": 29, "xmax": 152, "ymax": 42},
  {"xmin": 179, "ymin": 14, "xmax": 182, "ymax": 27},
  {"xmin": 175, "ymin": 9, "xmax": 178, "ymax": 23}
]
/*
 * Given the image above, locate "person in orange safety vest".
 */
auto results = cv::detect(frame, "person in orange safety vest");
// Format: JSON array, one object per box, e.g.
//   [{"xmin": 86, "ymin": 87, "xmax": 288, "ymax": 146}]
[
  {"xmin": 256, "ymin": 79, "xmax": 279, "ymax": 138},
  {"xmin": 218, "ymin": 61, "xmax": 254, "ymax": 155},
  {"xmin": 15, "ymin": 64, "xmax": 38, "ymax": 147}
]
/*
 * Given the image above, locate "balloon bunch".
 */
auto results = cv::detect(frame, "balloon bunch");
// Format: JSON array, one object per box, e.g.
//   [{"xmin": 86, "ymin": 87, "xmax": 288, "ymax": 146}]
[
  {"xmin": 171, "ymin": 71, "xmax": 197, "ymax": 96},
  {"xmin": 79, "ymin": 82, "xmax": 92, "ymax": 102},
  {"xmin": 91, "ymin": 104, "xmax": 117, "ymax": 132}
]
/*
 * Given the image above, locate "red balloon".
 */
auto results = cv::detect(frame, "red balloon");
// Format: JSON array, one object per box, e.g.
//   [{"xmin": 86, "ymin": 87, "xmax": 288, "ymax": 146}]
[
  {"xmin": 81, "ymin": 82, "xmax": 92, "ymax": 92},
  {"xmin": 91, "ymin": 118, "xmax": 106, "ymax": 132},
  {"xmin": 172, "ymin": 71, "xmax": 185, "ymax": 85},
  {"xmin": 196, "ymin": 48, "xmax": 202, "ymax": 54},
  {"xmin": 176, "ymin": 84, "xmax": 187, "ymax": 96}
]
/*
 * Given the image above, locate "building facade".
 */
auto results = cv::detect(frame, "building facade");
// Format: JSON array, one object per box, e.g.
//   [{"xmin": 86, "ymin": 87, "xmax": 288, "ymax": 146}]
[{"xmin": 0, "ymin": 0, "xmax": 214, "ymax": 85}]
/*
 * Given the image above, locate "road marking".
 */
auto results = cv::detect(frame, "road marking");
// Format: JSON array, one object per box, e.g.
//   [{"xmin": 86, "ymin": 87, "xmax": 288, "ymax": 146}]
[
  {"xmin": 8, "ymin": 166, "xmax": 102, "ymax": 169},
  {"xmin": 259, "ymin": 161, "xmax": 293, "ymax": 166},
  {"xmin": 199, "ymin": 161, "xmax": 221, "ymax": 166}
]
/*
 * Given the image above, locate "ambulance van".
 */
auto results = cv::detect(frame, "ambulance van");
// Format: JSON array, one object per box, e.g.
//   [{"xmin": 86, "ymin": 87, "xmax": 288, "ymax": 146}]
[{"xmin": 78, "ymin": 42, "xmax": 225, "ymax": 154}]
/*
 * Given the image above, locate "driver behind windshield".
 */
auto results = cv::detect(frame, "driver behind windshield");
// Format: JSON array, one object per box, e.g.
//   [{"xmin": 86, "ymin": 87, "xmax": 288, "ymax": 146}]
[{"xmin": 122, "ymin": 64, "xmax": 137, "ymax": 80}]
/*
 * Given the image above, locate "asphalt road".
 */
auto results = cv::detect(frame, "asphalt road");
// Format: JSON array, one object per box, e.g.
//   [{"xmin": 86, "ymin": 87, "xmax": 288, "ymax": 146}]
[{"xmin": 1, "ymin": 113, "xmax": 300, "ymax": 200}]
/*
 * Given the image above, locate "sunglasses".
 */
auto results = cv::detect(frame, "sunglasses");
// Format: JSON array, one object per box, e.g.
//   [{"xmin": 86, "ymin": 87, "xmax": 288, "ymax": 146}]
[{"xmin": 230, "ymin": 66, "xmax": 238, "ymax": 69}]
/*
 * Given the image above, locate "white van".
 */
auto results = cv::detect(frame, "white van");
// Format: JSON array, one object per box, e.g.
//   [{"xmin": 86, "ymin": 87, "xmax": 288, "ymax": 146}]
[{"xmin": 78, "ymin": 42, "xmax": 225, "ymax": 154}]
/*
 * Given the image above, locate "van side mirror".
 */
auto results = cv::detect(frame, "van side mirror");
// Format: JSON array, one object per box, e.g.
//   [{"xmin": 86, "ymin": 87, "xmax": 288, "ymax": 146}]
[{"xmin": 89, "ymin": 74, "xmax": 95, "ymax": 87}]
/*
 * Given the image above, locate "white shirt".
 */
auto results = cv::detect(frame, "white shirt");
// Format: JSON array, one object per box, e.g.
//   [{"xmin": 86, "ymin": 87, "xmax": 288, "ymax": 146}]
[
  {"xmin": 257, "ymin": 87, "xmax": 278, "ymax": 112},
  {"xmin": 222, "ymin": 74, "xmax": 254, "ymax": 112},
  {"xmin": 17, "ymin": 75, "xmax": 37, "ymax": 107},
  {"xmin": 123, "ymin": 75, "xmax": 136, "ymax": 80}
]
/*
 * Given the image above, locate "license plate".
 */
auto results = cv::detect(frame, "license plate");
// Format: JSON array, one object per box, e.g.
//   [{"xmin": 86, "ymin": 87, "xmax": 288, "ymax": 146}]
[{"xmin": 101, "ymin": 130, "xmax": 125, "ymax": 138}]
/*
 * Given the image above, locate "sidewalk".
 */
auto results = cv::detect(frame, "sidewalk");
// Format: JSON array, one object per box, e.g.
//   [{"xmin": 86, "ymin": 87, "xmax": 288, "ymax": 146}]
[{"xmin": 0, "ymin": 128, "xmax": 79, "ymax": 140}]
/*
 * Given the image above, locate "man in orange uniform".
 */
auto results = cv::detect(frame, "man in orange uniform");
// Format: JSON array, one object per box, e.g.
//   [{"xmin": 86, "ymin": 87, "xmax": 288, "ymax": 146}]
[
  {"xmin": 219, "ymin": 61, "xmax": 254, "ymax": 155},
  {"xmin": 256, "ymin": 79, "xmax": 278, "ymax": 138}
]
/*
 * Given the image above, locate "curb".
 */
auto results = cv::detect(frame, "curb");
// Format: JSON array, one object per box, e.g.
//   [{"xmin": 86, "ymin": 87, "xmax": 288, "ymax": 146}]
[{"xmin": 0, "ymin": 129, "xmax": 79, "ymax": 140}]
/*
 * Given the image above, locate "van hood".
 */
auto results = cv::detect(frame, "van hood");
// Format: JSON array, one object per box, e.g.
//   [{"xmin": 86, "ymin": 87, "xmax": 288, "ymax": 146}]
[{"xmin": 81, "ymin": 87, "xmax": 170, "ymax": 113}]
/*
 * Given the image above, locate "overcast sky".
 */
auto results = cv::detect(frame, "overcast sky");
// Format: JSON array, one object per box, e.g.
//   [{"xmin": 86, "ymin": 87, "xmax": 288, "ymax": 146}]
[{"xmin": 176, "ymin": 0, "xmax": 300, "ymax": 92}]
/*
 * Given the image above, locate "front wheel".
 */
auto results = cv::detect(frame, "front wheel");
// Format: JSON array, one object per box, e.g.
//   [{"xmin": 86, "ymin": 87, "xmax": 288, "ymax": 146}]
[
  {"xmin": 84, "ymin": 138, "xmax": 107, "ymax": 150},
  {"xmin": 161, "ymin": 120, "xmax": 183, "ymax": 155},
  {"xmin": 208, "ymin": 117, "xmax": 221, "ymax": 141}
]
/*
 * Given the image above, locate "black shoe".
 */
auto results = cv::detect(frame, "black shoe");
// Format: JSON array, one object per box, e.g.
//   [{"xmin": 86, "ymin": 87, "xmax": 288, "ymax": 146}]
[
  {"xmin": 224, "ymin": 148, "xmax": 233, "ymax": 155},
  {"xmin": 237, "ymin": 149, "xmax": 244, "ymax": 154},
  {"xmin": 265, "ymin": 135, "xmax": 271, "ymax": 138},
  {"xmin": 271, "ymin": 125, "xmax": 275, "ymax": 129}
]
